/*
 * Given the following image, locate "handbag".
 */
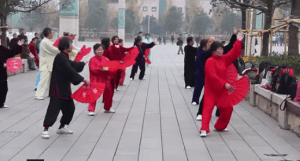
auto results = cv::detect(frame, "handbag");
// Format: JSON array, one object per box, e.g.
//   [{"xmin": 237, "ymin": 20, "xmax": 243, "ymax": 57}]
[{"xmin": 29, "ymin": 52, "xmax": 35, "ymax": 59}]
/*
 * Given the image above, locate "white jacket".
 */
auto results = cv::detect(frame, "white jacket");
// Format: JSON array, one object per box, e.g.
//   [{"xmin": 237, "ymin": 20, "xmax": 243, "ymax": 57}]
[{"xmin": 39, "ymin": 38, "xmax": 60, "ymax": 72}]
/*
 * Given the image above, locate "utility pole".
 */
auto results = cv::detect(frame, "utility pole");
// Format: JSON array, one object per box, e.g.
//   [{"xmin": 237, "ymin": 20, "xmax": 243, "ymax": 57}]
[
  {"xmin": 148, "ymin": 15, "xmax": 150, "ymax": 33},
  {"xmin": 118, "ymin": 0, "xmax": 125, "ymax": 40}
]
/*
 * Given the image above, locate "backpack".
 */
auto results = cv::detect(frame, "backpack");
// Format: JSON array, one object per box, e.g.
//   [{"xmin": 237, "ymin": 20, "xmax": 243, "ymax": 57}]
[
  {"xmin": 258, "ymin": 61, "xmax": 273, "ymax": 78},
  {"xmin": 275, "ymin": 72, "xmax": 297, "ymax": 95},
  {"xmin": 279, "ymin": 78, "xmax": 297, "ymax": 111},
  {"xmin": 271, "ymin": 66, "xmax": 294, "ymax": 91}
]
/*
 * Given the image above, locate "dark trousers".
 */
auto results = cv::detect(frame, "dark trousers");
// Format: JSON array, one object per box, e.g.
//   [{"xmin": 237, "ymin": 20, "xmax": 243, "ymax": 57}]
[
  {"xmin": 192, "ymin": 77, "xmax": 204, "ymax": 104},
  {"xmin": 197, "ymin": 95, "xmax": 220, "ymax": 116},
  {"xmin": 43, "ymin": 95, "xmax": 75, "ymax": 127},
  {"xmin": 184, "ymin": 64, "xmax": 195, "ymax": 88},
  {"xmin": 178, "ymin": 45, "xmax": 183, "ymax": 54},
  {"xmin": 115, "ymin": 70, "xmax": 122, "ymax": 89},
  {"xmin": 130, "ymin": 60, "xmax": 145, "ymax": 80},
  {"xmin": 0, "ymin": 81, "xmax": 8, "ymax": 107}
]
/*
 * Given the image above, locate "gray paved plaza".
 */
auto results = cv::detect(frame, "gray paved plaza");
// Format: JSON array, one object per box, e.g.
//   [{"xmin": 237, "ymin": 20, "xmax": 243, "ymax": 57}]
[{"xmin": 1, "ymin": 42, "xmax": 300, "ymax": 161}]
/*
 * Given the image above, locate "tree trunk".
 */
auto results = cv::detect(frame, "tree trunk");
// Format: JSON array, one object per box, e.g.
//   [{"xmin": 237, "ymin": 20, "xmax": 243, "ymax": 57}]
[
  {"xmin": 261, "ymin": 14, "xmax": 272, "ymax": 56},
  {"xmin": 241, "ymin": 7, "xmax": 247, "ymax": 56},
  {"xmin": 288, "ymin": 0, "xmax": 300, "ymax": 56},
  {"xmin": 1, "ymin": 15, "xmax": 7, "ymax": 47}
]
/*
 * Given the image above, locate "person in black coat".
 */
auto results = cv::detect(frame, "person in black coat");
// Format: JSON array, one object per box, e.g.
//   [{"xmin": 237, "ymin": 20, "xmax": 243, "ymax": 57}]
[
  {"xmin": 41, "ymin": 37, "xmax": 89, "ymax": 139},
  {"xmin": 0, "ymin": 39, "xmax": 24, "ymax": 108},
  {"xmin": 184, "ymin": 37, "xmax": 197, "ymax": 89}
]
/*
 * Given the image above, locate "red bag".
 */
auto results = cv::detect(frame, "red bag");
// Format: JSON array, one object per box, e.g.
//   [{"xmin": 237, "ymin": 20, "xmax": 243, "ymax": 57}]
[{"xmin": 6, "ymin": 58, "xmax": 23, "ymax": 73}]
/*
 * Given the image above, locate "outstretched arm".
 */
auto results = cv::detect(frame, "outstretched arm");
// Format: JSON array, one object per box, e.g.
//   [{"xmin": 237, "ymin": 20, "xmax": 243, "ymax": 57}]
[
  {"xmin": 223, "ymin": 40, "xmax": 242, "ymax": 67},
  {"xmin": 223, "ymin": 34, "xmax": 237, "ymax": 55}
]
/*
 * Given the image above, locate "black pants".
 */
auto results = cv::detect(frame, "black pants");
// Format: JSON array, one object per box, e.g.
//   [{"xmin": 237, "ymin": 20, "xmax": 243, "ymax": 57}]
[
  {"xmin": 184, "ymin": 64, "xmax": 195, "ymax": 88},
  {"xmin": 0, "ymin": 81, "xmax": 8, "ymax": 107},
  {"xmin": 43, "ymin": 95, "xmax": 75, "ymax": 127},
  {"xmin": 130, "ymin": 60, "xmax": 145, "ymax": 80},
  {"xmin": 115, "ymin": 70, "xmax": 122, "ymax": 89},
  {"xmin": 178, "ymin": 45, "xmax": 183, "ymax": 54},
  {"xmin": 197, "ymin": 95, "xmax": 220, "ymax": 117}
]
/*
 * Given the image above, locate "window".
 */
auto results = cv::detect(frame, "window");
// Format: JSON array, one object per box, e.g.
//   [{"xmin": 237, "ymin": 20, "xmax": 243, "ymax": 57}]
[
  {"xmin": 143, "ymin": 6, "xmax": 148, "ymax": 11},
  {"xmin": 152, "ymin": 7, "xmax": 157, "ymax": 12}
]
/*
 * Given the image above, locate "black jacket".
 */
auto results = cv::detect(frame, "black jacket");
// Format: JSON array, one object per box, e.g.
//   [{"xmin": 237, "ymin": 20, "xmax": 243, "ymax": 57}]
[
  {"xmin": 49, "ymin": 53, "xmax": 85, "ymax": 99},
  {"xmin": 0, "ymin": 45, "xmax": 23, "ymax": 81},
  {"xmin": 184, "ymin": 45, "xmax": 197, "ymax": 66}
]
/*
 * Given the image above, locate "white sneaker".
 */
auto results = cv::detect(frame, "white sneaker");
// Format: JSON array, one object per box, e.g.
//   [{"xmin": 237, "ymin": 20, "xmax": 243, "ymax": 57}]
[
  {"xmin": 104, "ymin": 110, "xmax": 115, "ymax": 113},
  {"xmin": 41, "ymin": 131, "xmax": 50, "ymax": 139},
  {"xmin": 130, "ymin": 78, "xmax": 133, "ymax": 81},
  {"xmin": 116, "ymin": 88, "xmax": 119, "ymax": 91},
  {"xmin": 88, "ymin": 111, "xmax": 95, "ymax": 116},
  {"xmin": 200, "ymin": 130, "xmax": 207, "ymax": 137},
  {"xmin": 196, "ymin": 115, "xmax": 202, "ymax": 121},
  {"xmin": 191, "ymin": 102, "xmax": 197, "ymax": 106},
  {"xmin": 186, "ymin": 86, "xmax": 191, "ymax": 89},
  {"xmin": 214, "ymin": 128, "xmax": 229, "ymax": 132},
  {"xmin": 56, "ymin": 127, "xmax": 73, "ymax": 134},
  {"xmin": 0, "ymin": 104, "xmax": 8, "ymax": 108},
  {"xmin": 35, "ymin": 96, "xmax": 44, "ymax": 100}
]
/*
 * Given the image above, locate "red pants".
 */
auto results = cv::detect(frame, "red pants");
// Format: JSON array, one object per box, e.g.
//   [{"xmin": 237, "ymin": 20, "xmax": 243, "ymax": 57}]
[
  {"xmin": 88, "ymin": 80, "xmax": 114, "ymax": 112},
  {"xmin": 200, "ymin": 96, "xmax": 233, "ymax": 133},
  {"xmin": 119, "ymin": 70, "xmax": 126, "ymax": 85}
]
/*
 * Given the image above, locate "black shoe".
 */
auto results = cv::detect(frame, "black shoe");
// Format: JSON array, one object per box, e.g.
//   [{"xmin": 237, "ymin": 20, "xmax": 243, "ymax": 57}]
[
  {"xmin": 215, "ymin": 110, "xmax": 220, "ymax": 117},
  {"xmin": 34, "ymin": 88, "xmax": 37, "ymax": 91}
]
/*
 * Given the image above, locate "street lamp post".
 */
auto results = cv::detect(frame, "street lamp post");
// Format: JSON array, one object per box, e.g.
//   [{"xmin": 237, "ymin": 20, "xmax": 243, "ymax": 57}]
[{"xmin": 118, "ymin": 0, "xmax": 126, "ymax": 40}]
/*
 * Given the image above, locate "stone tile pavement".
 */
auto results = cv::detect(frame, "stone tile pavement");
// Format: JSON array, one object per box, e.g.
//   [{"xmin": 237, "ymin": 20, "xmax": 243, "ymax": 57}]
[{"xmin": 0, "ymin": 42, "xmax": 300, "ymax": 161}]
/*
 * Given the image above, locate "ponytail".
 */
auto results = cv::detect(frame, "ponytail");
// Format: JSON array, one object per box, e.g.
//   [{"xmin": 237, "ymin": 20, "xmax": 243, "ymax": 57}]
[{"xmin": 134, "ymin": 36, "xmax": 142, "ymax": 46}]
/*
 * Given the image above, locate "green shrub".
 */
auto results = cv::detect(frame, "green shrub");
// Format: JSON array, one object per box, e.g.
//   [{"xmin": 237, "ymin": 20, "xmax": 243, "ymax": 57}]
[{"xmin": 253, "ymin": 55, "xmax": 300, "ymax": 77}]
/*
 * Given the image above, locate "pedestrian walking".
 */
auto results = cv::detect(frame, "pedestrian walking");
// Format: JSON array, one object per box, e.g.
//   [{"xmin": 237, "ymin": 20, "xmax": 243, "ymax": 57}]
[
  {"xmin": 41, "ymin": 37, "xmax": 89, "ymax": 139},
  {"xmin": 142, "ymin": 34, "xmax": 153, "ymax": 66},
  {"xmin": 177, "ymin": 34, "xmax": 184, "ymax": 55},
  {"xmin": 171, "ymin": 34, "xmax": 175, "ymax": 45}
]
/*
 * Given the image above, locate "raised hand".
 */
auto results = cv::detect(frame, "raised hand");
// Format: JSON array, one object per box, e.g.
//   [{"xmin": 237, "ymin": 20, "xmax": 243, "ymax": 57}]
[
  {"xmin": 18, "ymin": 39, "xmax": 25, "ymax": 46},
  {"xmin": 237, "ymin": 33, "xmax": 244, "ymax": 41},
  {"xmin": 225, "ymin": 83, "xmax": 234, "ymax": 94}
]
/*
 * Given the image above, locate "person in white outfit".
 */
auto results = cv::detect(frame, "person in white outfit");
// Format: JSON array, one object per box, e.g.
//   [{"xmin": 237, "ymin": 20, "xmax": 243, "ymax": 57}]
[{"xmin": 35, "ymin": 28, "xmax": 60, "ymax": 100}]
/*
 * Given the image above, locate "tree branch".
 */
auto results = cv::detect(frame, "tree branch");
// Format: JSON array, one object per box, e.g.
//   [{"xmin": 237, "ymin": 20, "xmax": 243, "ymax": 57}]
[{"xmin": 226, "ymin": 0, "xmax": 268, "ymax": 13}]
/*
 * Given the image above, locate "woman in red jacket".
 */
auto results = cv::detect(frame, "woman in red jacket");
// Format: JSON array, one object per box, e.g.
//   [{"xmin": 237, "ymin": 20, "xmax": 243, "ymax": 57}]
[
  {"xmin": 108, "ymin": 36, "xmax": 134, "ymax": 91},
  {"xmin": 29, "ymin": 38, "xmax": 40, "ymax": 67},
  {"xmin": 200, "ymin": 33, "xmax": 244, "ymax": 137},
  {"xmin": 88, "ymin": 43, "xmax": 115, "ymax": 116}
]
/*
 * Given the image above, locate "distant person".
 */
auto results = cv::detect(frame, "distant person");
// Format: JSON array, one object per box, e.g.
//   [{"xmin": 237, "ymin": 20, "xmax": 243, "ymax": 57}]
[
  {"xmin": 171, "ymin": 34, "xmax": 175, "ymax": 45},
  {"xmin": 9, "ymin": 33, "xmax": 19, "ymax": 49},
  {"xmin": 29, "ymin": 38, "xmax": 40, "ymax": 68},
  {"xmin": 184, "ymin": 37, "xmax": 197, "ymax": 89},
  {"xmin": 280, "ymin": 36, "xmax": 284, "ymax": 46},
  {"xmin": 34, "ymin": 33, "xmax": 41, "ymax": 54},
  {"xmin": 20, "ymin": 40, "xmax": 36, "ymax": 70},
  {"xmin": 163, "ymin": 36, "xmax": 167, "ymax": 45},
  {"xmin": 195, "ymin": 36, "xmax": 201, "ymax": 47},
  {"xmin": 142, "ymin": 34, "xmax": 153, "ymax": 66},
  {"xmin": 138, "ymin": 31, "xmax": 143, "ymax": 39},
  {"xmin": 18, "ymin": 29, "xmax": 28, "ymax": 42},
  {"xmin": 158, "ymin": 36, "xmax": 162, "ymax": 45},
  {"xmin": 177, "ymin": 34, "xmax": 184, "ymax": 55}
]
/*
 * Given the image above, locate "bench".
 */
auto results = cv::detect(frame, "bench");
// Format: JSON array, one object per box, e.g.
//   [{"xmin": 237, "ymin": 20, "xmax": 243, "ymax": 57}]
[{"xmin": 248, "ymin": 85, "xmax": 300, "ymax": 136}]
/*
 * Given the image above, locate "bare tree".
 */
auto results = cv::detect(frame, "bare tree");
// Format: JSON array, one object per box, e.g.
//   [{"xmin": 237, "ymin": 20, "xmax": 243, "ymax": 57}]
[
  {"xmin": 288, "ymin": 0, "xmax": 300, "ymax": 55},
  {"xmin": 210, "ymin": 0, "xmax": 291, "ymax": 56}
]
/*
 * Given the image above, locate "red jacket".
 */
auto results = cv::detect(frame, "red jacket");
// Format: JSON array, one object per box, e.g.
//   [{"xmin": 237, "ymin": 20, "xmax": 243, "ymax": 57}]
[
  {"xmin": 89, "ymin": 55, "xmax": 111, "ymax": 83},
  {"xmin": 106, "ymin": 44, "xmax": 134, "ymax": 61},
  {"xmin": 204, "ymin": 40, "xmax": 242, "ymax": 99},
  {"xmin": 29, "ymin": 42, "xmax": 39, "ymax": 66}
]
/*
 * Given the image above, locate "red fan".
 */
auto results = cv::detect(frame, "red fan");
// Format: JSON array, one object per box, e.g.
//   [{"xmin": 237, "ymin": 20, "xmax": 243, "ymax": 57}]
[
  {"xmin": 144, "ymin": 49, "xmax": 151, "ymax": 64},
  {"xmin": 121, "ymin": 60, "xmax": 136, "ymax": 69},
  {"xmin": 103, "ymin": 61, "xmax": 123, "ymax": 72},
  {"xmin": 74, "ymin": 45, "xmax": 92, "ymax": 62},
  {"xmin": 6, "ymin": 58, "xmax": 23, "ymax": 73},
  {"xmin": 122, "ymin": 47, "xmax": 139, "ymax": 63},
  {"xmin": 226, "ymin": 64, "xmax": 238, "ymax": 84},
  {"xmin": 72, "ymin": 82, "xmax": 105, "ymax": 103},
  {"xmin": 217, "ymin": 77, "xmax": 250, "ymax": 107}
]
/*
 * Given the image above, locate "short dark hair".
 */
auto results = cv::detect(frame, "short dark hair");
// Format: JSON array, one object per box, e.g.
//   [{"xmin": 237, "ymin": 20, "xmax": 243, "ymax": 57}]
[
  {"xmin": 119, "ymin": 39, "xmax": 123, "ymax": 43},
  {"xmin": 199, "ymin": 39, "xmax": 208, "ymax": 50},
  {"xmin": 187, "ymin": 37, "xmax": 193, "ymax": 44},
  {"xmin": 63, "ymin": 32, "xmax": 70, "ymax": 36},
  {"xmin": 111, "ymin": 36, "xmax": 119, "ymax": 43},
  {"xmin": 13, "ymin": 33, "xmax": 17, "ymax": 37},
  {"xmin": 209, "ymin": 42, "xmax": 224, "ymax": 53},
  {"xmin": 31, "ymin": 37, "xmax": 38, "ymax": 42},
  {"xmin": 101, "ymin": 37, "xmax": 111, "ymax": 49},
  {"xmin": 34, "ymin": 33, "xmax": 38, "ymax": 36},
  {"xmin": 134, "ymin": 36, "xmax": 142, "ymax": 46},
  {"xmin": 139, "ymin": 31, "xmax": 143, "ymax": 34},
  {"xmin": 43, "ymin": 28, "xmax": 52, "ymax": 37},
  {"xmin": 93, "ymin": 43, "xmax": 104, "ymax": 52},
  {"xmin": 145, "ymin": 34, "xmax": 150, "ymax": 37},
  {"xmin": 58, "ymin": 37, "xmax": 72, "ymax": 52},
  {"xmin": 40, "ymin": 32, "xmax": 44, "ymax": 39}
]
